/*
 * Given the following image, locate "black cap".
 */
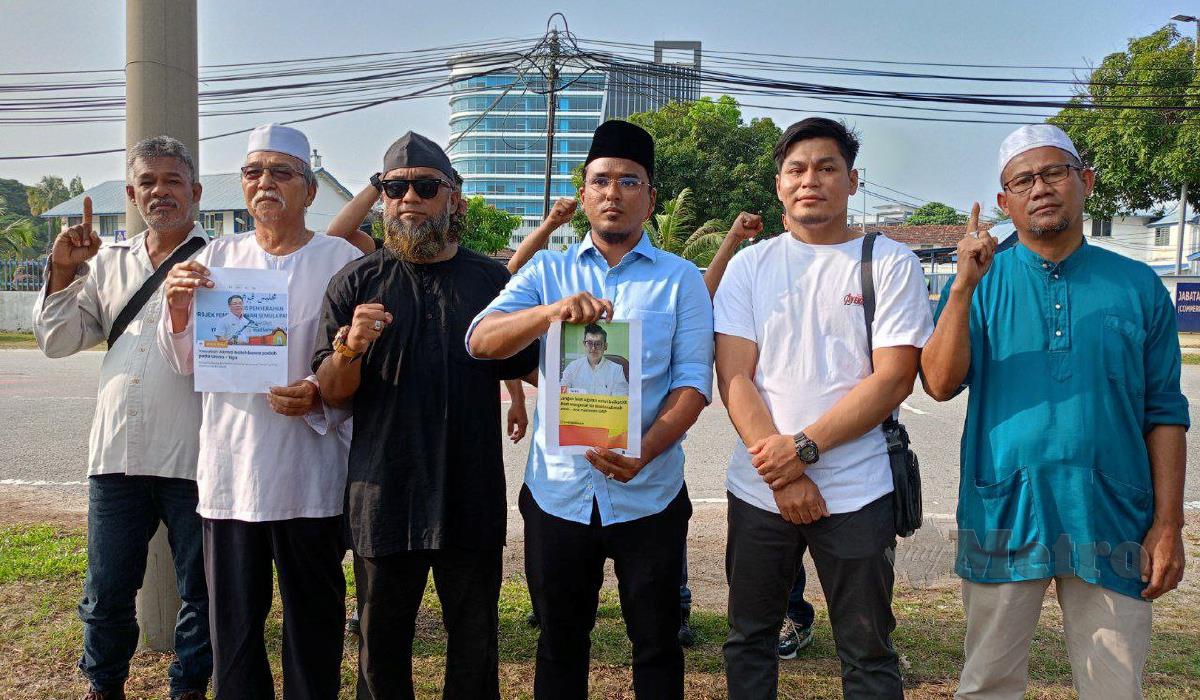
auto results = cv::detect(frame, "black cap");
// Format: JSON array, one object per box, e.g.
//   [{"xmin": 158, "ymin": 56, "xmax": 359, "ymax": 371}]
[
  {"xmin": 382, "ymin": 131, "xmax": 455, "ymax": 182},
  {"xmin": 584, "ymin": 120, "xmax": 654, "ymax": 180}
]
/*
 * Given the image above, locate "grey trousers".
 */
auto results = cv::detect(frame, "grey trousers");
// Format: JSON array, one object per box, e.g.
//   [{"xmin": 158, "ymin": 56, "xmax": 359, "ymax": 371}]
[{"xmin": 724, "ymin": 492, "xmax": 902, "ymax": 700}]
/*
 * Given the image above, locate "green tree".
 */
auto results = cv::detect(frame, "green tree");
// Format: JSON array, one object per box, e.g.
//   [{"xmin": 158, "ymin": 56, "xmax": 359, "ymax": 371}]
[
  {"xmin": 989, "ymin": 206, "xmax": 1011, "ymax": 222},
  {"xmin": 629, "ymin": 96, "xmax": 783, "ymax": 234},
  {"xmin": 68, "ymin": 175, "xmax": 85, "ymax": 198},
  {"xmin": 0, "ymin": 205, "xmax": 39, "ymax": 259},
  {"xmin": 644, "ymin": 188, "xmax": 727, "ymax": 265},
  {"xmin": 459, "ymin": 195, "xmax": 520, "ymax": 254},
  {"xmin": 1049, "ymin": 25, "xmax": 1199, "ymax": 217},
  {"xmin": 904, "ymin": 202, "xmax": 967, "ymax": 226},
  {"xmin": 26, "ymin": 175, "xmax": 70, "ymax": 217},
  {"xmin": 0, "ymin": 179, "xmax": 31, "ymax": 217}
]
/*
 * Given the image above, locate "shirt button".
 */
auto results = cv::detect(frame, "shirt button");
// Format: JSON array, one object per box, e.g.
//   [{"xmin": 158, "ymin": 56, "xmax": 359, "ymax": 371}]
[
  {"xmin": 1055, "ymin": 330, "xmax": 1063, "ymax": 337},
  {"xmin": 1042, "ymin": 263, "xmax": 1049, "ymax": 268},
  {"xmin": 139, "ymin": 346, "xmax": 146, "ymax": 352},
  {"xmin": 1055, "ymin": 303, "xmax": 1062, "ymax": 310},
  {"xmin": 130, "ymin": 377, "xmax": 140, "ymax": 384},
  {"xmin": 1053, "ymin": 273, "xmax": 1059, "ymax": 279},
  {"xmin": 128, "ymin": 408, "xmax": 138, "ymax": 416}
]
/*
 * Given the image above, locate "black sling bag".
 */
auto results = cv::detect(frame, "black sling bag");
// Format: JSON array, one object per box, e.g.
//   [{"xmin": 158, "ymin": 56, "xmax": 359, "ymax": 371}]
[
  {"xmin": 860, "ymin": 232, "xmax": 923, "ymax": 538},
  {"xmin": 106, "ymin": 236, "xmax": 206, "ymax": 349}
]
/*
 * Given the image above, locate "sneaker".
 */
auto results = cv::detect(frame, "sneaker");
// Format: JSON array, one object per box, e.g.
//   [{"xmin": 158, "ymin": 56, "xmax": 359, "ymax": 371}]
[
  {"xmin": 777, "ymin": 617, "xmax": 814, "ymax": 659},
  {"xmin": 678, "ymin": 607, "xmax": 695, "ymax": 648}
]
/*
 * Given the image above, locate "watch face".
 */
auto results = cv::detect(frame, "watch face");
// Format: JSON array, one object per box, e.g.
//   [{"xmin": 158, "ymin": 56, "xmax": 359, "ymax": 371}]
[{"xmin": 799, "ymin": 444, "xmax": 819, "ymax": 463}]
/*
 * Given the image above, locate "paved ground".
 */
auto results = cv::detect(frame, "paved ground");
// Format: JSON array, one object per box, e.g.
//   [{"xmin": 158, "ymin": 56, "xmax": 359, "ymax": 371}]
[{"xmin": 2, "ymin": 348, "xmax": 1198, "ymax": 609}]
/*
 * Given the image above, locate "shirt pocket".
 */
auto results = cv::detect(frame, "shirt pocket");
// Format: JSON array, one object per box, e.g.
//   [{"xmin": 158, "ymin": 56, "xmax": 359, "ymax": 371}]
[
  {"xmin": 623, "ymin": 308, "xmax": 675, "ymax": 378},
  {"xmin": 1102, "ymin": 314, "xmax": 1146, "ymax": 398}
]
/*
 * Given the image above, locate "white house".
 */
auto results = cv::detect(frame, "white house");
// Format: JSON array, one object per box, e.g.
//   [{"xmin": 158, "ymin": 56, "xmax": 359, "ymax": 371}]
[
  {"xmin": 1086, "ymin": 213, "xmax": 1199, "ymax": 274},
  {"xmin": 41, "ymin": 156, "xmax": 354, "ymax": 244}
]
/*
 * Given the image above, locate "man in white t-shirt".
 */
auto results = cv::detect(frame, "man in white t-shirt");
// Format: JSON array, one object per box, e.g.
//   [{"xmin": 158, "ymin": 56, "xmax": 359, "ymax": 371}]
[
  {"xmin": 559, "ymin": 323, "xmax": 629, "ymax": 395},
  {"xmin": 714, "ymin": 117, "xmax": 933, "ymax": 700}
]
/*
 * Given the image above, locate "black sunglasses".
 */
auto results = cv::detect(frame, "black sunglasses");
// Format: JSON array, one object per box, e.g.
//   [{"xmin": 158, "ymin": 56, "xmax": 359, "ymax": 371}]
[{"xmin": 379, "ymin": 177, "xmax": 452, "ymax": 200}]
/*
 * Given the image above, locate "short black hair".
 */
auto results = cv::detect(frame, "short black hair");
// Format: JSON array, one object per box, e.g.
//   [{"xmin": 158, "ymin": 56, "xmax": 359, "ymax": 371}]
[
  {"xmin": 583, "ymin": 323, "xmax": 606, "ymax": 341},
  {"xmin": 774, "ymin": 118, "xmax": 860, "ymax": 171},
  {"xmin": 228, "ymin": 295, "xmax": 244, "ymax": 305}
]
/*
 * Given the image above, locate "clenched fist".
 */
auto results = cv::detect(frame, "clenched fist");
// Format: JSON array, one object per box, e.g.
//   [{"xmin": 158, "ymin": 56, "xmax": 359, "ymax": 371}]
[
  {"xmin": 345, "ymin": 303, "xmax": 393, "ymax": 353},
  {"xmin": 728, "ymin": 211, "xmax": 764, "ymax": 244},
  {"xmin": 545, "ymin": 198, "xmax": 579, "ymax": 229}
]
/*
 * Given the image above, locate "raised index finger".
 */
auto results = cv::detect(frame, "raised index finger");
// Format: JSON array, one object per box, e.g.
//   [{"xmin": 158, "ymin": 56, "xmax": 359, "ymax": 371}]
[
  {"xmin": 966, "ymin": 202, "xmax": 980, "ymax": 238},
  {"xmin": 83, "ymin": 196, "xmax": 93, "ymax": 232}
]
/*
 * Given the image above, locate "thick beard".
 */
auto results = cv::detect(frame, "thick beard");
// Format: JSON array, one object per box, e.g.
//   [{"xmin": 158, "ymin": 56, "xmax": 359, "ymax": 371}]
[
  {"xmin": 596, "ymin": 228, "xmax": 634, "ymax": 245},
  {"xmin": 384, "ymin": 208, "xmax": 450, "ymax": 261},
  {"xmin": 1028, "ymin": 215, "xmax": 1070, "ymax": 238}
]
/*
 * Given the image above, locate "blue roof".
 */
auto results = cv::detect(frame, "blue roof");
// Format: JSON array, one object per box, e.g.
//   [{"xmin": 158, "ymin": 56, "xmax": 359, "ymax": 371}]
[
  {"xmin": 41, "ymin": 168, "xmax": 352, "ymax": 218},
  {"xmin": 1147, "ymin": 213, "xmax": 1200, "ymax": 228}
]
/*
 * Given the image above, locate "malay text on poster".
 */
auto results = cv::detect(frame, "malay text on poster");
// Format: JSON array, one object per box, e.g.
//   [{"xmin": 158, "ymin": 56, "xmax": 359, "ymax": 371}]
[
  {"xmin": 193, "ymin": 267, "xmax": 288, "ymax": 393},
  {"xmin": 543, "ymin": 318, "xmax": 641, "ymax": 458}
]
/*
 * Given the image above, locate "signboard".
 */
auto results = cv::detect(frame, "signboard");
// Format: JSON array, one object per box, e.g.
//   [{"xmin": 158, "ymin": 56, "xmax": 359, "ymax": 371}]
[{"xmin": 1177, "ymin": 282, "xmax": 1200, "ymax": 333}]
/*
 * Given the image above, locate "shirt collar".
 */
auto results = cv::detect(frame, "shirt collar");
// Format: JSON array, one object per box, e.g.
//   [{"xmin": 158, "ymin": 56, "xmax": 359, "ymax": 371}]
[
  {"xmin": 1013, "ymin": 236, "xmax": 1089, "ymax": 273},
  {"xmin": 576, "ymin": 230, "xmax": 658, "ymax": 264}
]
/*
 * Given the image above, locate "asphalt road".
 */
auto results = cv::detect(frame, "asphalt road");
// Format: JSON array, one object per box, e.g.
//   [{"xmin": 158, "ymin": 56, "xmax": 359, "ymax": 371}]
[{"xmin": 2, "ymin": 348, "xmax": 1198, "ymax": 514}]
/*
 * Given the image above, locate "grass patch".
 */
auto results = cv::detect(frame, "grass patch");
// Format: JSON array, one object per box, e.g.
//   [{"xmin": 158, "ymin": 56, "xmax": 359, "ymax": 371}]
[
  {"xmin": 1, "ymin": 523, "xmax": 1198, "ymax": 699},
  {"xmin": 0, "ymin": 332, "xmax": 37, "ymax": 349},
  {"xmin": 1183, "ymin": 353, "xmax": 1200, "ymax": 365}
]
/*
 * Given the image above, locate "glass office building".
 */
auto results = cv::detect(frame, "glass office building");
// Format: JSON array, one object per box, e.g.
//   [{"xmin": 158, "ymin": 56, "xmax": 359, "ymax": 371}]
[{"xmin": 447, "ymin": 42, "xmax": 700, "ymax": 250}]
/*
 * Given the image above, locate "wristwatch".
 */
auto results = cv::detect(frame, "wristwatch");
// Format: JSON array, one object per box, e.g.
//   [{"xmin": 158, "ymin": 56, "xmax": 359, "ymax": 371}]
[
  {"xmin": 369, "ymin": 172, "xmax": 383, "ymax": 193},
  {"xmin": 793, "ymin": 432, "xmax": 819, "ymax": 465},
  {"xmin": 332, "ymin": 325, "xmax": 363, "ymax": 362}
]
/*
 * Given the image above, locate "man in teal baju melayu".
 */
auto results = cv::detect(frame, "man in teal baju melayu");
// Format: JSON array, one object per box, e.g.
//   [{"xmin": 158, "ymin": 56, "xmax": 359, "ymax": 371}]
[{"xmin": 922, "ymin": 124, "xmax": 1189, "ymax": 700}]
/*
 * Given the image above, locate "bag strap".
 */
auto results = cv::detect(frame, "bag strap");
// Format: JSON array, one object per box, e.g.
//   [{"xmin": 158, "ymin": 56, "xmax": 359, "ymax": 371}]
[
  {"xmin": 859, "ymin": 233, "xmax": 901, "ymax": 430},
  {"xmin": 107, "ymin": 236, "xmax": 206, "ymax": 349}
]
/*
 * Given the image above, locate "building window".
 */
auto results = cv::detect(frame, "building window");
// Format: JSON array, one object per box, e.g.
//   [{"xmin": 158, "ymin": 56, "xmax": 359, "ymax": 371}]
[
  {"xmin": 1155, "ymin": 227, "xmax": 1171, "ymax": 246},
  {"xmin": 1090, "ymin": 218, "xmax": 1112, "ymax": 237},
  {"xmin": 233, "ymin": 211, "xmax": 251, "ymax": 233},
  {"xmin": 202, "ymin": 212, "xmax": 224, "ymax": 236}
]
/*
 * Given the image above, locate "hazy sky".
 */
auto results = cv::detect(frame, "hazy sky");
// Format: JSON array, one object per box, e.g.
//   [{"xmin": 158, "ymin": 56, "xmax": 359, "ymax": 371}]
[{"xmin": 0, "ymin": 0, "xmax": 1192, "ymax": 218}]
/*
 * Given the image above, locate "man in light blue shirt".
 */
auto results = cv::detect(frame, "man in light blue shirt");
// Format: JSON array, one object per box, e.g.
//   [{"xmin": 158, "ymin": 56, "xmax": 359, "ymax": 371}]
[{"xmin": 468, "ymin": 120, "xmax": 713, "ymax": 700}]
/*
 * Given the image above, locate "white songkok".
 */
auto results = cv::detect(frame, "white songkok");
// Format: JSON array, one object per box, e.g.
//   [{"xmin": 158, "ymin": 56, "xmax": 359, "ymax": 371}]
[
  {"xmin": 997, "ymin": 124, "xmax": 1080, "ymax": 184},
  {"xmin": 246, "ymin": 123, "xmax": 310, "ymax": 164}
]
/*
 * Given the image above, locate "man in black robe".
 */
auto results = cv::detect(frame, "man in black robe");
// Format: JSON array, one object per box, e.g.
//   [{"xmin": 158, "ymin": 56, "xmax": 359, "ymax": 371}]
[{"xmin": 313, "ymin": 131, "xmax": 538, "ymax": 700}]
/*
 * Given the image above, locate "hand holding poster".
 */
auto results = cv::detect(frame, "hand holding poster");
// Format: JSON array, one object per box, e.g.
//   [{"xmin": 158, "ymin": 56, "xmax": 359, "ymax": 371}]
[
  {"xmin": 193, "ymin": 267, "xmax": 289, "ymax": 393},
  {"xmin": 544, "ymin": 319, "xmax": 642, "ymax": 458}
]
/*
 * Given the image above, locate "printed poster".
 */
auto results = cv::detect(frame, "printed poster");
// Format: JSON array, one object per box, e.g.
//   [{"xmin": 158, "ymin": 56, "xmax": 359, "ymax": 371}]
[
  {"xmin": 544, "ymin": 319, "xmax": 642, "ymax": 458},
  {"xmin": 192, "ymin": 267, "xmax": 288, "ymax": 393}
]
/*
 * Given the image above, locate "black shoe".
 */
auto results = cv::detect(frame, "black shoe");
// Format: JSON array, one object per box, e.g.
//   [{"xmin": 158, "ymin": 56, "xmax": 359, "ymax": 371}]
[
  {"xmin": 777, "ymin": 617, "xmax": 814, "ymax": 659},
  {"xmin": 678, "ymin": 607, "xmax": 695, "ymax": 648},
  {"xmin": 526, "ymin": 610, "xmax": 540, "ymax": 628},
  {"xmin": 346, "ymin": 613, "xmax": 360, "ymax": 636}
]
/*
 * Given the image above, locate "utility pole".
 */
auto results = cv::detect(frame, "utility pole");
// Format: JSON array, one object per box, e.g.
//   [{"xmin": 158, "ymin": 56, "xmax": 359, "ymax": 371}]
[
  {"xmin": 860, "ymin": 168, "xmax": 868, "ymax": 232},
  {"xmin": 541, "ymin": 26, "xmax": 560, "ymax": 224},
  {"xmin": 125, "ymin": 0, "xmax": 198, "ymax": 652},
  {"xmin": 1172, "ymin": 14, "xmax": 1199, "ymax": 274}
]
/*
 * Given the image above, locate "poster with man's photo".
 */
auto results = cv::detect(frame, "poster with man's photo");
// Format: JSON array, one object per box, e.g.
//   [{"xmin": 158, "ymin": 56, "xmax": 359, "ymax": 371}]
[
  {"xmin": 544, "ymin": 319, "xmax": 642, "ymax": 458},
  {"xmin": 192, "ymin": 267, "xmax": 289, "ymax": 393}
]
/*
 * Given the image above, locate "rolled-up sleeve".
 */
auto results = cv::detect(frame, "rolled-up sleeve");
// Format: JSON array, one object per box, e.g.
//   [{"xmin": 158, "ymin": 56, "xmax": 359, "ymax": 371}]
[
  {"xmin": 465, "ymin": 250, "xmax": 547, "ymax": 358},
  {"xmin": 669, "ymin": 268, "xmax": 714, "ymax": 402},
  {"xmin": 33, "ymin": 262, "xmax": 105, "ymax": 358},
  {"xmin": 1143, "ymin": 284, "xmax": 1190, "ymax": 430}
]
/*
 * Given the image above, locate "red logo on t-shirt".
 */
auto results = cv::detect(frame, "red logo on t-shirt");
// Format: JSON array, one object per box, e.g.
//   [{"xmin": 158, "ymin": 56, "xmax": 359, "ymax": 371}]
[{"xmin": 843, "ymin": 293, "xmax": 864, "ymax": 306}]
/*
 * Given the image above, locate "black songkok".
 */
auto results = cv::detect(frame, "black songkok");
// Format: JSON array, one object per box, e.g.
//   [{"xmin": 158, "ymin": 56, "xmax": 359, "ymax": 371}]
[
  {"xmin": 584, "ymin": 120, "xmax": 655, "ymax": 180},
  {"xmin": 382, "ymin": 131, "xmax": 455, "ymax": 182}
]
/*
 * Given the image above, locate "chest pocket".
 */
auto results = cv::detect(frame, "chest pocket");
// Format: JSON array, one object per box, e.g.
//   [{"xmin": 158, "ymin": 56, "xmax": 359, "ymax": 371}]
[
  {"xmin": 1102, "ymin": 314, "xmax": 1146, "ymax": 398},
  {"xmin": 623, "ymin": 308, "xmax": 675, "ymax": 378}
]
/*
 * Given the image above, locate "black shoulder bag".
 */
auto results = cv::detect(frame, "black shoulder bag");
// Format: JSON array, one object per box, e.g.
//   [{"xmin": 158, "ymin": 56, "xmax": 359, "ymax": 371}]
[
  {"xmin": 106, "ymin": 236, "xmax": 206, "ymax": 349},
  {"xmin": 860, "ymin": 233, "xmax": 923, "ymax": 538}
]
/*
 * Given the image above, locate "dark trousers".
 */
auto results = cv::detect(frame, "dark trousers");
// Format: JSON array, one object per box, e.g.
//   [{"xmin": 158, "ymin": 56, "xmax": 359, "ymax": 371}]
[
  {"xmin": 724, "ymin": 492, "xmax": 902, "ymax": 700},
  {"xmin": 520, "ymin": 483, "xmax": 691, "ymax": 700},
  {"xmin": 680, "ymin": 553, "xmax": 813, "ymax": 628},
  {"xmin": 80, "ymin": 474, "xmax": 210, "ymax": 695},
  {"xmin": 353, "ymin": 547, "xmax": 503, "ymax": 700},
  {"xmin": 203, "ymin": 516, "xmax": 345, "ymax": 700}
]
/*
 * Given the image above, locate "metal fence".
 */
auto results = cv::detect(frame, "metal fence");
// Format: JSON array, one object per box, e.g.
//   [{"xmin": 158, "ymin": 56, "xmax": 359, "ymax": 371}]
[{"xmin": 0, "ymin": 258, "xmax": 47, "ymax": 291}]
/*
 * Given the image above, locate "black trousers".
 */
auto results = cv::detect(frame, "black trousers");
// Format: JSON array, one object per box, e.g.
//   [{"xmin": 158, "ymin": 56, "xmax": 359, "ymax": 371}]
[
  {"xmin": 724, "ymin": 492, "xmax": 902, "ymax": 700},
  {"xmin": 202, "ymin": 516, "xmax": 346, "ymax": 700},
  {"xmin": 520, "ymin": 483, "xmax": 691, "ymax": 700},
  {"xmin": 353, "ymin": 547, "xmax": 502, "ymax": 700}
]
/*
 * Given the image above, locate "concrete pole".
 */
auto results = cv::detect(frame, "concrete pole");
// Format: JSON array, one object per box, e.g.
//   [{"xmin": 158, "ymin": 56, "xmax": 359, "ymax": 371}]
[
  {"xmin": 1174, "ymin": 20, "xmax": 1199, "ymax": 275},
  {"xmin": 126, "ymin": 0, "xmax": 198, "ymax": 652}
]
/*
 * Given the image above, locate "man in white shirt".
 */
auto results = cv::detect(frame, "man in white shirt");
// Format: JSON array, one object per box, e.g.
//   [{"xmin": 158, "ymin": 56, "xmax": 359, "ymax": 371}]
[
  {"xmin": 215, "ymin": 295, "xmax": 252, "ymax": 344},
  {"xmin": 559, "ymin": 323, "xmax": 629, "ymax": 395},
  {"xmin": 159, "ymin": 124, "xmax": 361, "ymax": 700},
  {"xmin": 34, "ymin": 136, "xmax": 211, "ymax": 700},
  {"xmin": 715, "ymin": 118, "xmax": 933, "ymax": 699}
]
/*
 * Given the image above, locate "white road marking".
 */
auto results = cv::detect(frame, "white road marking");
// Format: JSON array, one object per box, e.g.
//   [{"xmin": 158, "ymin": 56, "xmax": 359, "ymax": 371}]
[
  {"xmin": 1, "ymin": 478, "xmax": 86, "ymax": 486},
  {"xmin": 900, "ymin": 402, "xmax": 928, "ymax": 415}
]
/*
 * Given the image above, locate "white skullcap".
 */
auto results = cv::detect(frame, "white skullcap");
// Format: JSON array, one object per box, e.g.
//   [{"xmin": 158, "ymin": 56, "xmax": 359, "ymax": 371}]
[
  {"xmin": 997, "ymin": 124, "xmax": 1080, "ymax": 184},
  {"xmin": 246, "ymin": 123, "xmax": 310, "ymax": 164}
]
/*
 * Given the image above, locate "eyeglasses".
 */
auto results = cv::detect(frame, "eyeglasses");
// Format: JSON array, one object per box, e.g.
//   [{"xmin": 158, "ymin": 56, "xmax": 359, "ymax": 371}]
[
  {"xmin": 380, "ymin": 178, "xmax": 452, "ymax": 200},
  {"xmin": 241, "ymin": 165, "xmax": 303, "ymax": 182},
  {"xmin": 1003, "ymin": 164, "xmax": 1083, "ymax": 194},
  {"xmin": 583, "ymin": 340, "xmax": 606, "ymax": 349},
  {"xmin": 586, "ymin": 176, "xmax": 648, "ymax": 192}
]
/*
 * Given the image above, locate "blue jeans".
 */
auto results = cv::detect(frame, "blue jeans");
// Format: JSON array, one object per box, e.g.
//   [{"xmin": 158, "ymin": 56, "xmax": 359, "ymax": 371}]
[
  {"xmin": 79, "ymin": 474, "xmax": 211, "ymax": 695},
  {"xmin": 680, "ymin": 551, "xmax": 814, "ymax": 627}
]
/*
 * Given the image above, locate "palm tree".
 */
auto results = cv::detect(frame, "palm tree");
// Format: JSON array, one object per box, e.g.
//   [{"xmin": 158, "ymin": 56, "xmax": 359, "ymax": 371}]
[
  {"xmin": 644, "ymin": 187, "xmax": 730, "ymax": 266},
  {"xmin": 0, "ymin": 207, "xmax": 38, "ymax": 259}
]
